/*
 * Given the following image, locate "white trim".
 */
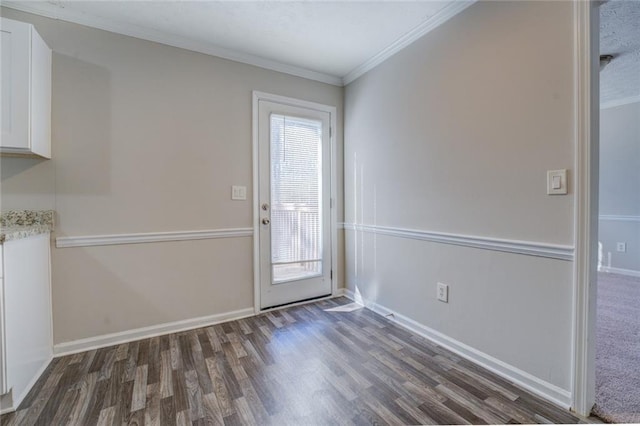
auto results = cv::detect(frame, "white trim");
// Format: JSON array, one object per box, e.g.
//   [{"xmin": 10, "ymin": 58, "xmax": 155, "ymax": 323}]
[
  {"xmin": 0, "ymin": 354, "xmax": 54, "ymax": 414},
  {"xmin": 330, "ymin": 108, "xmax": 339, "ymax": 300},
  {"xmin": 53, "ymin": 307, "xmax": 255, "ymax": 357},
  {"xmin": 599, "ymin": 214, "xmax": 640, "ymax": 222},
  {"xmin": 600, "ymin": 95, "xmax": 640, "ymax": 110},
  {"xmin": 53, "ymin": 291, "xmax": 351, "ymax": 359},
  {"xmin": 3, "ymin": 0, "xmax": 474, "ymax": 88},
  {"xmin": 1, "ymin": 1, "xmax": 343, "ymax": 86},
  {"xmin": 343, "ymin": 223, "xmax": 574, "ymax": 261},
  {"xmin": 599, "ymin": 267, "xmax": 640, "ymax": 278},
  {"xmin": 252, "ymin": 93, "xmax": 261, "ymax": 315},
  {"xmin": 571, "ymin": 0, "xmax": 598, "ymax": 417},
  {"xmin": 342, "ymin": 288, "xmax": 572, "ymax": 408},
  {"xmin": 55, "ymin": 228, "xmax": 253, "ymax": 248},
  {"xmin": 251, "ymin": 91, "xmax": 338, "ymax": 313},
  {"xmin": 342, "ymin": 1, "xmax": 476, "ymax": 85}
]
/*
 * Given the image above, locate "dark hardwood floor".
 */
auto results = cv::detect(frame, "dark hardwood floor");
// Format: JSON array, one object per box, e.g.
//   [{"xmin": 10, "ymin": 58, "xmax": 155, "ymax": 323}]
[{"xmin": 1, "ymin": 297, "xmax": 593, "ymax": 425}]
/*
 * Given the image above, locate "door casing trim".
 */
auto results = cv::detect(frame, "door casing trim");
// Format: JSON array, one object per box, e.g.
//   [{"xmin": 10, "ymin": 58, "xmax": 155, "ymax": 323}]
[
  {"xmin": 571, "ymin": 0, "xmax": 598, "ymax": 416},
  {"xmin": 252, "ymin": 91, "xmax": 338, "ymax": 314}
]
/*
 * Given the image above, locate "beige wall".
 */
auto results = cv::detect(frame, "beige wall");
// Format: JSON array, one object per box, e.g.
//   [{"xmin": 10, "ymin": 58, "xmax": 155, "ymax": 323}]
[
  {"xmin": 344, "ymin": 0, "xmax": 575, "ymax": 395},
  {"xmin": 0, "ymin": 7, "xmax": 344, "ymax": 344}
]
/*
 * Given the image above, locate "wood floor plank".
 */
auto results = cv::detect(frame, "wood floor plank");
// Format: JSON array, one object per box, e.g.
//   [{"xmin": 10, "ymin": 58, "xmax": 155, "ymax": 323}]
[
  {"xmin": 148, "ymin": 336, "xmax": 161, "ymax": 386},
  {"xmin": 189, "ymin": 333, "xmax": 214, "ymax": 395},
  {"xmin": 160, "ymin": 396, "xmax": 176, "ymax": 426},
  {"xmin": 1, "ymin": 297, "xmax": 593, "ymax": 426},
  {"xmin": 81, "ymin": 378, "xmax": 110, "ymax": 426},
  {"xmin": 49, "ymin": 387, "xmax": 80, "ymax": 425},
  {"xmin": 169, "ymin": 334, "xmax": 183, "ymax": 371},
  {"xmin": 436, "ymin": 381, "xmax": 510, "ymax": 424},
  {"xmin": 171, "ymin": 369, "xmax": 189, "ymax": 414},
  {"xmin": 137, "ymin": 339, "xmax": 150, "ymax": 368},
  {"xmin": 34, "ymin": 362, "xmax": 83, "ymax": 424},
  {"xmin": 124, "ymin": 341, "xmax": 140, "ymax": 383},
  {"xmin": 96, "ymin": 406, "xmax": 116, "ymax": 426},
  {"xmin": 131, "ymin": 365, "xmax": 149, "ymax": 412},
  {"xmin": 66, "ymin": 371, "xmax": 98, "ymax": 425},
  {"xmin": 184, "ymin": 369, "xmax": 205, "ymax": 422},
  {"xmin": 159, "ymin": 351, "xmax": 174, "ymax": 399},
  {"xmin": 115, "ymin": 380, "xmax": 135, "ymax": 425},
  {"xmin": 204, "ymin": 357, "xmax": 235, "ymax": 418},
  {"xmin": 115, "ymin": 344, "xmax": 129, "ymax": 362},
  {"xmin": 103, "ymin": 359, "xmax": 126, "ymax": 410},
  {"xmin": 201, "ymin": 392, "xmax": 224, "ymax": 426},
  {"xmin": 145, "ymin": 383, "xmax": 161, "ymax": 426}
]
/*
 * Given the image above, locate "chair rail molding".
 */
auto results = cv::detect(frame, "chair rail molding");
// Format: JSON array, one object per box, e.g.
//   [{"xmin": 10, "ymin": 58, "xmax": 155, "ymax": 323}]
[
  {"xmin": 598, "ymin": 215, "xmax": 640, "ymax": 222},
  {"xmin": 56, "ymin": 228, "xmax": 254, "ymax": 248},
  {"xmin": 343, "ymin": 223, "xmax": 574, "ymax": 261}
]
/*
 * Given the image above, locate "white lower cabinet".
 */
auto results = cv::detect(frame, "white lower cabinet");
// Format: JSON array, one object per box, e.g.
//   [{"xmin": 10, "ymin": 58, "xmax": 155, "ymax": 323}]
[
  {"xmin": 0, "ymin": 245, "xmax": 6, "ymax": 397},
  {"xmin": 0, "ymin": 234, "xmax": 52, "ymax": 413}
]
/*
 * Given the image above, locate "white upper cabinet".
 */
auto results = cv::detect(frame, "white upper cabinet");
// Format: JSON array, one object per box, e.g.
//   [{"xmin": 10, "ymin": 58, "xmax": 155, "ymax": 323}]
[{"xmin": 1, "ymin": 18, "xmax": 51, "ymax": 159}]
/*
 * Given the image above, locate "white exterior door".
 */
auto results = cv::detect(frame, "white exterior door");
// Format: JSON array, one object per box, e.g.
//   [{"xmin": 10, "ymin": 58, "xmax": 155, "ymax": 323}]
[{"xmin": 257, "ymin": 98, "xmax": 332, "ymax": 309}]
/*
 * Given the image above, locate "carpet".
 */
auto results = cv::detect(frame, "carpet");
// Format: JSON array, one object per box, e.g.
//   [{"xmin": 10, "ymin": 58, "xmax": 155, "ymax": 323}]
[{"xmin": 593, "ymin": 272, "xmax": 640, "ymax": 423}]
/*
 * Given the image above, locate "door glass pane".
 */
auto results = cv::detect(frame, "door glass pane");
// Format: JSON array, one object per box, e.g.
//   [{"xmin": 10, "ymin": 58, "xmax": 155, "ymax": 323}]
[{"xmin": 270, "ymin": 114, "xmax": 322, "ymax": 284}]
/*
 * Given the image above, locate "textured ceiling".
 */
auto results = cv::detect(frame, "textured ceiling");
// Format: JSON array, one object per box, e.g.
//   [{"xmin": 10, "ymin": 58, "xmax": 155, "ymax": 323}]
[
  {"xmin": 3, "ymin": 1, "xmax": 457, "ymax": 82},
  {"xmin": 600, "ymin": 0, "xmax": 640, "ymax": 104}
]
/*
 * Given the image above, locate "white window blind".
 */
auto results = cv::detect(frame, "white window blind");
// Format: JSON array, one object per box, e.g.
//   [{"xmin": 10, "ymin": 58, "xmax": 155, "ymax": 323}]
[{"xmin": 270, "ymin": 114, "xmax": 323, "ymax": 283}]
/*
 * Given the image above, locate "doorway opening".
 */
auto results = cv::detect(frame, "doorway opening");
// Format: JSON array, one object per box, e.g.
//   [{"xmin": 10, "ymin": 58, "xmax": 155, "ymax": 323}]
[
  {"xmin": 593, "ymin": 1, "xmax": 640, "ymax": 422},
  {"xmin": 252, "ymin": 92, "xmax": 338, "ymax": 311}
]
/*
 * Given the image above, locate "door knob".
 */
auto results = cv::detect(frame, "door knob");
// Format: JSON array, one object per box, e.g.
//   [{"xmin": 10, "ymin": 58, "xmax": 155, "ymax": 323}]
[{"xmin": 262, "ymin": 218, "xmax": 270, "ymax": 225}]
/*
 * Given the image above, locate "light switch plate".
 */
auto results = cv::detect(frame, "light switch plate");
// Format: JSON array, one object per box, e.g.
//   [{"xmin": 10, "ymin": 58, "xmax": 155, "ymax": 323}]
[
  {"xmin": 437, "ymin": 283, "xmax": 449, "ymax": 303},
  {"xmin": 231, "ymin": 185, "xmax": 247, "ymax": 200},
  {"xmin": 547, "ymin": 169, "xmax": 567, "ymax": 195},
  {"xmin": 617, "ymin": 242, "xmax": 627, "ymax": 253}
]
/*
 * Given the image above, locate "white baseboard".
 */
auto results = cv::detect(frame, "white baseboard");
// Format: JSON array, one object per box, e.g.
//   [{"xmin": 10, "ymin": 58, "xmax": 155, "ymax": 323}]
[
  {"xmin": 54, "ymin": 289, "xmax": 353, "ymax": 357},
  {"xmin": 53, "ymin": 307, "xmax": 255, "ymax": 357},
  {"xmin": 342, "ymin": 288, "xmax": 572, "ymax": 409},
  {"xmin": 0, "ymin": 354, "xmax": 54, "ymax": 414},
  {"xmin": 599, "ymin": 267, "xmax": 640, "ymax": 278}
]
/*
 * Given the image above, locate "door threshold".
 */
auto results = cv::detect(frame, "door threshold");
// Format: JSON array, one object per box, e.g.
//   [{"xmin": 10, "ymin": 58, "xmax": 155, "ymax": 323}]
[{"xmin": 260, "ymin": 293, "xmax": 333, "ymax": 313}]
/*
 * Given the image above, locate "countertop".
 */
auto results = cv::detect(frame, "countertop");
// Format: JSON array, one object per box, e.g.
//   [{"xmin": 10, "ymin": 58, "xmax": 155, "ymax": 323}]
[{"xmin": 0, "ymin": 210, "xmax": 54, "ymax": 244}]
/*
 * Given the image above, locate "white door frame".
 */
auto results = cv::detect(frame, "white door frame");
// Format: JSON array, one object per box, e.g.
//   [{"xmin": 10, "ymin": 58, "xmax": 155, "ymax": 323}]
[
  {"xmin": 572, "ymin": 0, "xmax": 599, "ymax": 416},
  {"xmin": 252, "ymin": 91, "xmax": 338, "ymax": 313}
]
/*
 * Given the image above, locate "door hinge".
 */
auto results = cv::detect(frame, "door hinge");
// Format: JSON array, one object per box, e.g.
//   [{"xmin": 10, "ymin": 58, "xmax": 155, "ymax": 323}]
[
  {"xmin": 330, "ymin": 198, "xmax": 334, "ymax": 208},
  {"xmin": 329, "ymin": 126, "xmax": 332, "ymax": 138},
  {"xmin": 331, "ymin": 270, "xmax": 333, "ymax": 280}
]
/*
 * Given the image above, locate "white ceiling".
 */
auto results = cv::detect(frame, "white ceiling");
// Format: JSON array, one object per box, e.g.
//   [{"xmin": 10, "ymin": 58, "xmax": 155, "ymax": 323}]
[
  {"xmin": 600, "ymin": 0, "xmax": 640, "ymax": 105},
  {"xmin": 3, "ymin": 0, "xmax": 473, "ymax": 86}
]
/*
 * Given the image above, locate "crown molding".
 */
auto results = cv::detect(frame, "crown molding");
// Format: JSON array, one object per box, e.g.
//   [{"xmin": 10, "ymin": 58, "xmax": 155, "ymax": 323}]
[
  {"xmin": 600, "ymin": 95, "xmax": 640, "ymax": 109},
  {"xmin": 1, "ymin": 1, "xmax": 343, "ymax": 86},
  {"xmin": 342, "ymin": 1, "xmax": 476, "ymax": 85},
  {"xmin": 3, "ymin": 1, "xmax": 474, "ymax": 88}
]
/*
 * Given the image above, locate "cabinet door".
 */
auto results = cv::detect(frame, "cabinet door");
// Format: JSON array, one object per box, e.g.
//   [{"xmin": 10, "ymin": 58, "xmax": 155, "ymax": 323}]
[
  {"xmin": 3, "ymin": 235, "xmax": 52, "ymax": 407},
  {"xmin": 0, "ymin": 242, "xmax": 5, "ymax": 395},
  {"xmin": 1, "ymin": 18, "xmax": 30, "ymax": 150},
  {"xmin": 0, "ymin": 276, "xmax": 5, "ymax": 396}
]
